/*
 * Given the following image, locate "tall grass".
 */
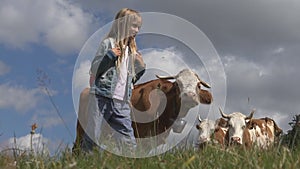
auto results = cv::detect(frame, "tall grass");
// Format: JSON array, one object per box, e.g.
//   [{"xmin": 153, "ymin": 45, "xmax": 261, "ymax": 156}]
[{"xmin": 1, "ymin": 143, "xmax": 299, "ymax": 169}]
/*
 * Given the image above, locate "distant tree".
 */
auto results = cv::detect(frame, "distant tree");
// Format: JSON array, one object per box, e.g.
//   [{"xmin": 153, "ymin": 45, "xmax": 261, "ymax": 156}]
[{"xmin": 282, "ymin": 114, "xmax": 300, "ymax": 150}]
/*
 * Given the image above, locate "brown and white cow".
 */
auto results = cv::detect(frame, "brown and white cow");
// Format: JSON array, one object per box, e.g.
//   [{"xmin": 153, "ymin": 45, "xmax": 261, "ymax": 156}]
[
  {"xmin": 245, "ymin": 117, "xmax": 282, "ymax": 148},
  {"xmin": 212, "ymin": 118, "xmax": 228, "ymax": 147},
  {"xmin": 219, "ymin": 109, "xmax": 254, "ymax": 147},
  {"xmin": 131, "ymin": 69, "xmax": 212, "ymax": 145},
  {"xmin": 219, "ymin": 109, "xmax": 282, "ymax": 149},
  {"xmin": 196, "ymin": 116, "xmax": 216, "ymax": 145},
  {"xmin": 196, "ymin": 116, "xmax": 228, "ymax": 148},
  {"xmin": 73, "ymin": 69, "xmax": 212, "ymax": 152}
]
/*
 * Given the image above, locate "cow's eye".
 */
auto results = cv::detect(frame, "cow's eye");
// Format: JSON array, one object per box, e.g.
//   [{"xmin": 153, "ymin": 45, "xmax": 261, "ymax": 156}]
[
  {"xmin": 242, "ymin": 125, "xmax": 245, "ymax": 130},
  {"xmin": 197, "ymin": 83, "xmax": 201, "ymax": 89},
  {"xmin": 196, "ymin": 125, "xmax": 202, "ymax": 130}
]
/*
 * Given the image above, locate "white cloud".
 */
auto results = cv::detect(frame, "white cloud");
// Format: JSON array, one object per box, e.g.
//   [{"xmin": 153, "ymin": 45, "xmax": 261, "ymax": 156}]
[
  {"xmin": 0, "ymin": 0, "xmax": 98, "ymax": 55},
  {"xmin": 223, "ymin": 55, "xmax": 269, "ymax": 85},
  {"xmin": 0, "ymin": 83, "xmax": 41, "ymax": 113},
  {"xmin": 1, "ymin": 133, "xmax": 49, "ymax": 156},
  {"xmin": 31, "ymin": 110, "xmax": 63, "ymax": 128},
  {"xmin": 140, "ymin": 47, "xmax": 188, "ymax": 79},
  {"xmin": 0, "ymin": 60, "xmax": 10, "ymax": 76},
  {"xmin": 73, "ymin": 60, "xmax": 90, "ymax": 91},
  {"xmin": 272, "ymin": 47, "xmax": 285, "ymax": 55}
]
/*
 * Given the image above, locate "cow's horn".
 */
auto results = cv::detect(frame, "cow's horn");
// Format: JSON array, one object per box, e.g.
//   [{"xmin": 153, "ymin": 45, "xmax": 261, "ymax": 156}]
[
  {"xmin": 194, "ymin": 73, "xmax": 211, "ymax": 88},
  {"xmin": 219, "ymin": 108, "xmax": 230, "ymax": 119},
  {"xmin": 155, "ymin": 75, "xmax": 175, "ymax": 80},
  {"xmin": 198, "ymin": 115, "xmax": 202, "ymax": 122},
  {"xmin": 200, "ymin": 81, "xmax": 211, "ymax": 88},
  {"xmin": 245, "ymin": 109, "xmax": 255, "ymax": 120}
]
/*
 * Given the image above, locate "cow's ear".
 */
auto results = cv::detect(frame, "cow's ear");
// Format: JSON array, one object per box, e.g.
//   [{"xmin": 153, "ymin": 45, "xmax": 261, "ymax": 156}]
[
  {"xmin": 197, "ymin": 82, "xmax": 201, "ymax": 89},
  {"xmin": 214, "ymin": 127, "xmax": 219, "ymax": 132},
  {"xmin": 216, "ymin": 118, "xmax": 227, "ymax": 127},
  {"xmin": 225, "ymin": 122, "xmax": 229, "ymax": 127},
  {"xmin": 199, "ymin": 89, "xmax": 213, "ymax": 104},
  {"xmin": 221, "ymin": 119, "xmax": 228, "ymax": 128},
  {"xmin": 246, "ymin": 120, "xmax": 254, "ymax": 129},
  {"xmin": 156, "ymin": 83, "xmax": 161, "ymax": 89},
  {"xmin": 248, "ymin": 124, "xmax": 254, "ymax": 129}
]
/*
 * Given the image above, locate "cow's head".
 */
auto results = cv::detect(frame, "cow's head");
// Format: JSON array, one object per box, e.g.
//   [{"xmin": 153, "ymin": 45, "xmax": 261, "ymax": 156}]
[
  {"xmin": 219, "ymin": 108, "xmax": 255, "ymax": 145},
  {"xmin": 156, "ymin": 69, "xmax": 212, "ymax": 111},
  {"xmin": 196, "ymin": 116, "xmax": 216, "ymax": 144}
]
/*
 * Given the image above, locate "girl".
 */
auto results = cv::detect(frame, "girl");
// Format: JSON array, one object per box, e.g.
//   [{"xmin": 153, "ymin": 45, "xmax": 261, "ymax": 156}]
[{"xmin": 81, "ymin": 8, "xmax": 145, "ymax": 154}]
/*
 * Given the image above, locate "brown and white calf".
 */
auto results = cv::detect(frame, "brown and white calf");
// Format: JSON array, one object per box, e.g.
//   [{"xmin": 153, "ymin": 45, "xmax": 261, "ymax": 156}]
[{"xmin": 196, "ymin": 116, "xmax": 228, "ymax": 147}]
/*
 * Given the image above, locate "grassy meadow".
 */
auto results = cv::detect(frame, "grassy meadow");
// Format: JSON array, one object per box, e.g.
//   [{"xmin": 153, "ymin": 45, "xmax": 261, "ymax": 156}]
[
  {"xmin": 1, "ymin": 114, "xmax": 299, "ymax": 169},
  {"xmin": 0, "ymin": 143, "xmax": 299, "ymax": 169}
]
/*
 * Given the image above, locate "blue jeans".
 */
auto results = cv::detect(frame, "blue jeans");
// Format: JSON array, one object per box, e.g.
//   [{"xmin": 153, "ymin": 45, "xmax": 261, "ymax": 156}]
[{"xmin": 81, "ymin": 94, "xmax": 136, "ymax": 154}]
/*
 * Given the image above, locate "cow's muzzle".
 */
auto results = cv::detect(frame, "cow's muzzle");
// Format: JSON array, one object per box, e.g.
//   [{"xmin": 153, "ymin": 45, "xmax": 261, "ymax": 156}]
[{"xmin": 230, "ymin": 137, "xmax": 242, "ymax": 145}]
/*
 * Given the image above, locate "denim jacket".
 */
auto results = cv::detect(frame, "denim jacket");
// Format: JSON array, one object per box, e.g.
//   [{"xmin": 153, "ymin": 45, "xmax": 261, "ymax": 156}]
[{"xmin": 90, "ymin": 38, "xmax": 145, "ymax": 101}]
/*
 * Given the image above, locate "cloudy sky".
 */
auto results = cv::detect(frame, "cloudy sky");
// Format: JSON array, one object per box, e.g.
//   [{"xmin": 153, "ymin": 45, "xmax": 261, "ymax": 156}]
[{"xmin": 1, "ymin": 0, "xmax": 299, "ymax": 154}]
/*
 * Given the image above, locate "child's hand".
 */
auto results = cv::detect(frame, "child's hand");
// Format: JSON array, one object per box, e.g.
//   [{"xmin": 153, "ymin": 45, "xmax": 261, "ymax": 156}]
[{"xmin": 111, "ymin": 47, "xmax": 121, "ymax": 57}]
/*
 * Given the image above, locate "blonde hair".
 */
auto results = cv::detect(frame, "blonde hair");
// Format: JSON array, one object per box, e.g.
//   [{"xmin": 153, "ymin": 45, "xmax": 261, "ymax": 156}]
[{"xmin": 106, "ymin": 8, "xmax": 142, "ymax": 77}]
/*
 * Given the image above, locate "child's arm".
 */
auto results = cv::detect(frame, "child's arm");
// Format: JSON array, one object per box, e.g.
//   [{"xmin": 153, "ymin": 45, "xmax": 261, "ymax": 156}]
[{"xmin": 90, "ymin": 39, "xmax": 119, "ymax": 79}]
